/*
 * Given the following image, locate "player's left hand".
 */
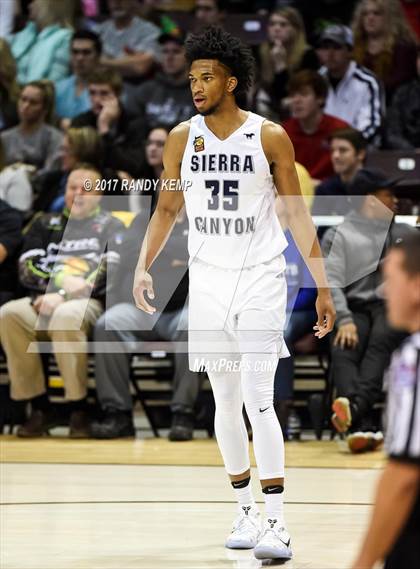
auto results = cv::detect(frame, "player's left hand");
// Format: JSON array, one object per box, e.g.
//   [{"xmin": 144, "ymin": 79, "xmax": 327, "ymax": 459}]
[{"xmin": 314, "ymin": 290, "xmax": 336, "ymax": 338}]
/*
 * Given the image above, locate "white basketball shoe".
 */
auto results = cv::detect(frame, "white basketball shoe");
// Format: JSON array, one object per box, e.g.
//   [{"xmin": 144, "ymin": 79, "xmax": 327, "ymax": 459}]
[
  {"xmin": 253, "ymin": 518, "xmax": 292, "ymax": 560},
  {"xmin": 225, "ymin": 505, "xmax": 262, "ymax": 549}
]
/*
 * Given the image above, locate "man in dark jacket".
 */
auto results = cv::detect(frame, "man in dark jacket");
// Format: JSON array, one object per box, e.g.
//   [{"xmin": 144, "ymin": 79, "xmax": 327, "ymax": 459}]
[
  {"xmin": 386, "ymin": 46, "xmax": 420, "ymax": 150},
  {"xmin": 0, "ymin": 165, "xmax": 124, "ymax": 438},
  {"xmin": 312, "ymin": 127, "xmax": 367, "ymax": 217},
  {"xmin": 71, "ymin": 69, "xmax": 146, "ymax": 178},
  {"xmin": 125, "ymin": 32, "xmax": 195, "ymax": 130},
  {"xmin": 91, "ymin": 208, "xmax": 204, "ymax": 441},
  {"xmin": 323, "ymin": 168, "xmax": 414, "ymax": 451}
]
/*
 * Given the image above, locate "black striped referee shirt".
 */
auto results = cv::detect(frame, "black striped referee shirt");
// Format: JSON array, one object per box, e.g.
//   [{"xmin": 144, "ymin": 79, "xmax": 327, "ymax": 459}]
[{"xmin": 386, "ymin": 332, "xmax": 420, "ymax": 465}]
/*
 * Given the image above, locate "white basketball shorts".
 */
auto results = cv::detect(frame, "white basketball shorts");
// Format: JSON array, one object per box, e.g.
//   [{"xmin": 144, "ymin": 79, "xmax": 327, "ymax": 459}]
[{"xmin": 188, "ymin": 255, "xmax": 290, "ymax": 372}]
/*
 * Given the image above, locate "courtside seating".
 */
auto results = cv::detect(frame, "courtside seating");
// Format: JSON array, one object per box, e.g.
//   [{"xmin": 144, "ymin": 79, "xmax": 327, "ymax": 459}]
[{"xmin": 292, "ymin": 333, "xmax": 332, "ymax": 439}]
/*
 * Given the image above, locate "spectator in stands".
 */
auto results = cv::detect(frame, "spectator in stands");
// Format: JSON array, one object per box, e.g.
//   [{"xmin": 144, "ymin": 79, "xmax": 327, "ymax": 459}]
[
  {"xmin": 0, "ymin": 80, "xmax": 63, "ymax": 174},
  {"xmin": 0, "ymin": 199, "xmax": 22, "ymax": 306},
  {"xmin": 352, "ymin": 0, "xmax": 417, "ymax": 103},
  {"xmin": 32, "ymin": 127, "xmax": 103, "ymax": 213},
  {"xmin": 128, "ymin": 125, "xmax": 169, "ymax": 215},
  {"xmin": 273, "ymin": 201, "xmax": 317, "ymax": 437},
  {"xmin": 135, "ymin": 0, "xmax": 180, "ymax": 35},
  {"xmin": 91, "ymin": 208, "xmax": 204, "ymax": 441},
  {"xmin": 295, "ymin": 161, "xmax": 315, "ymax": 209},
  {"xmin": 98, "ymin": 0, "xmax": 160, "ymax": 80},
  {"xmin": 193, "ymin": 0, "xmax": 226, "ymax": 30},
  {"xmin": 256, "ymin": 0, "xmax": 359, "ymax": 41},
  {"xmin": 254, "ymin": 7, "xmax": 319, "ymax": 121},
  {"xmin": 386, "ymin": 45, "xmax": 420, "ymax": 150},
  {"xmin": 0, "ymin": 0, "xmax": 17, "ymax": 38},
  {"xmin": 0, "ymin": 38, "xmax": 19, "ymax": 132},
  {"xmin": 400, "ymin": 0, "xmax": 420, "ymax": 39},
  {"xmin": 125, "ymin": 32, "xmax": 195, "ymax": 129},
  {"xmin": 0, "ymin": 136, "xmax": 32, "ymax": 215},
  {"xmin": 55, "ymin": 30, "xmax": 102, "ymax": 126},
  {"xmin": 71, "ymin": 69, "xmax": 146, "ymax": 178},
  {"xmin": 312, "ymin": 128, "xmax": 367, "ymax": 216},
  {"xmin": 283, "ymin": 70, "xmax": 349, "ymax": 182},
  {"xmin": 9, "ymin": 0, "xmax": 74, "ymax": 84},
  {"xmin": 0, "ymin": 164, "xmax": 124, "ymax": 438},
  {"xmin": 323, "ymin": 168, "xmax": 413, "ymax": 452},
  {"xmin": 318, "ymin": 25, "xmax": 383, "ymax": 144}
]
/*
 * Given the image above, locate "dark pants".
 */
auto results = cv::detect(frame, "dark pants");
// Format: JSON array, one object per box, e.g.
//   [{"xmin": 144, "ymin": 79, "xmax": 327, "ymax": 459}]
[
  {"xmin": 330, "ymin": 301, "xmax": 405, "ymax": 421},
  {"xmin": 384, "ymin": 491, "xmax": 420, "ymax": 569},
  {"xmin": 274, "ymin": 309, "xmax": 317, "ymax": 403},
  {"xmin": 94, "ymin": 302, "xmax": 204, "ymax": 414}
]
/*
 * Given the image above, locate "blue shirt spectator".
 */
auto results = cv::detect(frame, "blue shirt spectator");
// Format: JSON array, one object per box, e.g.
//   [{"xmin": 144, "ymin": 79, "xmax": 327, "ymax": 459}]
[
  {"xmin": 283, "ymin": 230, "xmax": 316, "ymax": 314},
  {"xmin": 55, "ymin": 30, "xmax": 102, "ymax": 122},
  {"xmin": 9, "ymin": 0, "xmax": 74, "ymax": 84},
  {"xmin": 55, "ymin": 76, "xmax": 91, "ymax": 120},
  {"xmin": 274, "ymin": 229, "xmax": 317, "ymax": 435}
]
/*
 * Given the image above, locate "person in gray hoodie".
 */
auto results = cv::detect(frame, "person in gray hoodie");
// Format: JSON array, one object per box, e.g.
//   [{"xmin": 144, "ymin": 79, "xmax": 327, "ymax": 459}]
[
  {"xmin": 124, "ymin": 31, "xmax": 195, "ymax": 130},
  {"xmin": 322, "ymin": 168, "xmax": 413, "ymax": 450}
]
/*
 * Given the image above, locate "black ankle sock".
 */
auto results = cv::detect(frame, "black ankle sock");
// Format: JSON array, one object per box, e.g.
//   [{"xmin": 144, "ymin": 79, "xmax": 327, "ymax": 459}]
[
  {"xmin": 262, "ymin": 484, "xmax": 284, "ymax": 494},
  {"xmin": 31, "ymin": 393, "xmax": 50, "ymax": 412},
  {"xmin": 231, "ymin": 476, "xmax": 251, "ymax": 489}
]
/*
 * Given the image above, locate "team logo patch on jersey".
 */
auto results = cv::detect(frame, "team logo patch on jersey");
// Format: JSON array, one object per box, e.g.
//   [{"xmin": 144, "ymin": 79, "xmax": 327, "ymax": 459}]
[
  {"xmin": 194, "ymin": 135, "xmax": 205, "ymax": 152},
  {"xmin": 244, "ymin": 132, "xmax": 254, "ymax": 139}
]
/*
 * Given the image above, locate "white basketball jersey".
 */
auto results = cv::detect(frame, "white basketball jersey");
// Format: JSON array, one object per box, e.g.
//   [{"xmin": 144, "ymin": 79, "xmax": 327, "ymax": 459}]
[{"xmin": 180, "ymin": 112, "xmax": 288, "ymax": 269}]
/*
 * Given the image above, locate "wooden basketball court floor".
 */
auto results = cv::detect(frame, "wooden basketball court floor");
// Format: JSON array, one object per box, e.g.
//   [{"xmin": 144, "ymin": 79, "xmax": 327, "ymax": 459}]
[{"xmin": 1, "ymin": 434, "xmax": 385, "ymax": 569}]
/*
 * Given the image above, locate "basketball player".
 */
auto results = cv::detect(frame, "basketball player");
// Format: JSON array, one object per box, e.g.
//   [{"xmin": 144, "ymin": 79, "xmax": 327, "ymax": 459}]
[{"xmin": 133, "ymin": 27, "xmax": 335, "ymax": 560}]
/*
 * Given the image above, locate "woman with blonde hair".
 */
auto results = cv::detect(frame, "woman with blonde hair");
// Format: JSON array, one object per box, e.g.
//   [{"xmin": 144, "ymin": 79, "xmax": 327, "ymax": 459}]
[
  {"xmin": 9, "ymin": 0, "xmax": 76, "ymax": 84},
  {"xmin": 33, "ymin": 126, "xmax": 104, "ymax": 212},
  {"xmin": 352, "ymin": 0, "xmax": 417, "ymax": 101},
  {"xmin": 0, "ymin": 80, "xmax": 63, "ymax": 174},
  {"xmin": 0, "ymin": 38, "xmax": 20, "ymax": 131},
  {"xmin": 255, "ymin": 6, "xmax": 319, "ymax": 120}
]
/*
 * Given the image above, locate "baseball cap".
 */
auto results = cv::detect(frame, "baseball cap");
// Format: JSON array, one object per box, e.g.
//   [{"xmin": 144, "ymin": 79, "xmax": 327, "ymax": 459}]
[
  {"xmin": 348, "ymin": 168, "xmax": 401, "ymax": 196},
  {"xmin": 319, "ymin": 25, "xmax": 354, "ymax": 48}
]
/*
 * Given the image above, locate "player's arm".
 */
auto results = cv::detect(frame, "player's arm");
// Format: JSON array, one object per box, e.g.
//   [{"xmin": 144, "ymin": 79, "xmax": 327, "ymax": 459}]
[
  {"xmin": 262, "ymin": 121, "xmax": 335, "ymax": 337},
  {"xmin": 133, "ymin": 122, "xmax": 189, "ymax": 313},
  {"xmin": 351, "ymin": 460, "xmax": 420, "ymax": 569}
]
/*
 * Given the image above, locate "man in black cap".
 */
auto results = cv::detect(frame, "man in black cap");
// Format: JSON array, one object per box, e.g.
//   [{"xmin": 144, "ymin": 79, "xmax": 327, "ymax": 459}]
[
  {"xmin": 322, "ymin": 167, "xmax": 414, "ymax": 452},
  {"xmin": 318, "ymin": 25, "xmax": 383, "ymax": 144},
  {"xmin": 125, "ymin": 31, "xmax": 195, "ymax": 130}
]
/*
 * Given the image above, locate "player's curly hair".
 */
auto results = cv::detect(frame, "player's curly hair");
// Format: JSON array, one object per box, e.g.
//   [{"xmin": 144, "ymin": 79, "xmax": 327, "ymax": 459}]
[{"xmin": 185, "ymin": 26, "xmax": 255, "ymax": 98}]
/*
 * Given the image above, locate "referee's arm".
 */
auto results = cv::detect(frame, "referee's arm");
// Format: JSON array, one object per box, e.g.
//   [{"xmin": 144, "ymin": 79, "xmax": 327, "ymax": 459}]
[
  {"xmin": 351, "ymin": 460, "xmax": 420, "ymax": 569},
  {"xmin": 352, "ymin": 347, "xmax": 420, "ymax": 569}
]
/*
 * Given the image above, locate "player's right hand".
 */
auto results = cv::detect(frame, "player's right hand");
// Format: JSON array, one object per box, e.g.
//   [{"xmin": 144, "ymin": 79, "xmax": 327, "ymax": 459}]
[{"xmin": 133, "ymin": 268, "xmax": 156, "ymax": 314}]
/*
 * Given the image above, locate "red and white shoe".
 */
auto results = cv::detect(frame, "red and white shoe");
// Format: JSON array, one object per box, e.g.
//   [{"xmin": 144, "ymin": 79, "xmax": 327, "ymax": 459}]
[
  {"xmin": 332, "ymin": 397, "xmax": 352, "ymax": 433},
  {"xmin": 347, "ymin": 431, "xmax": 384, "ymax": 454}
]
